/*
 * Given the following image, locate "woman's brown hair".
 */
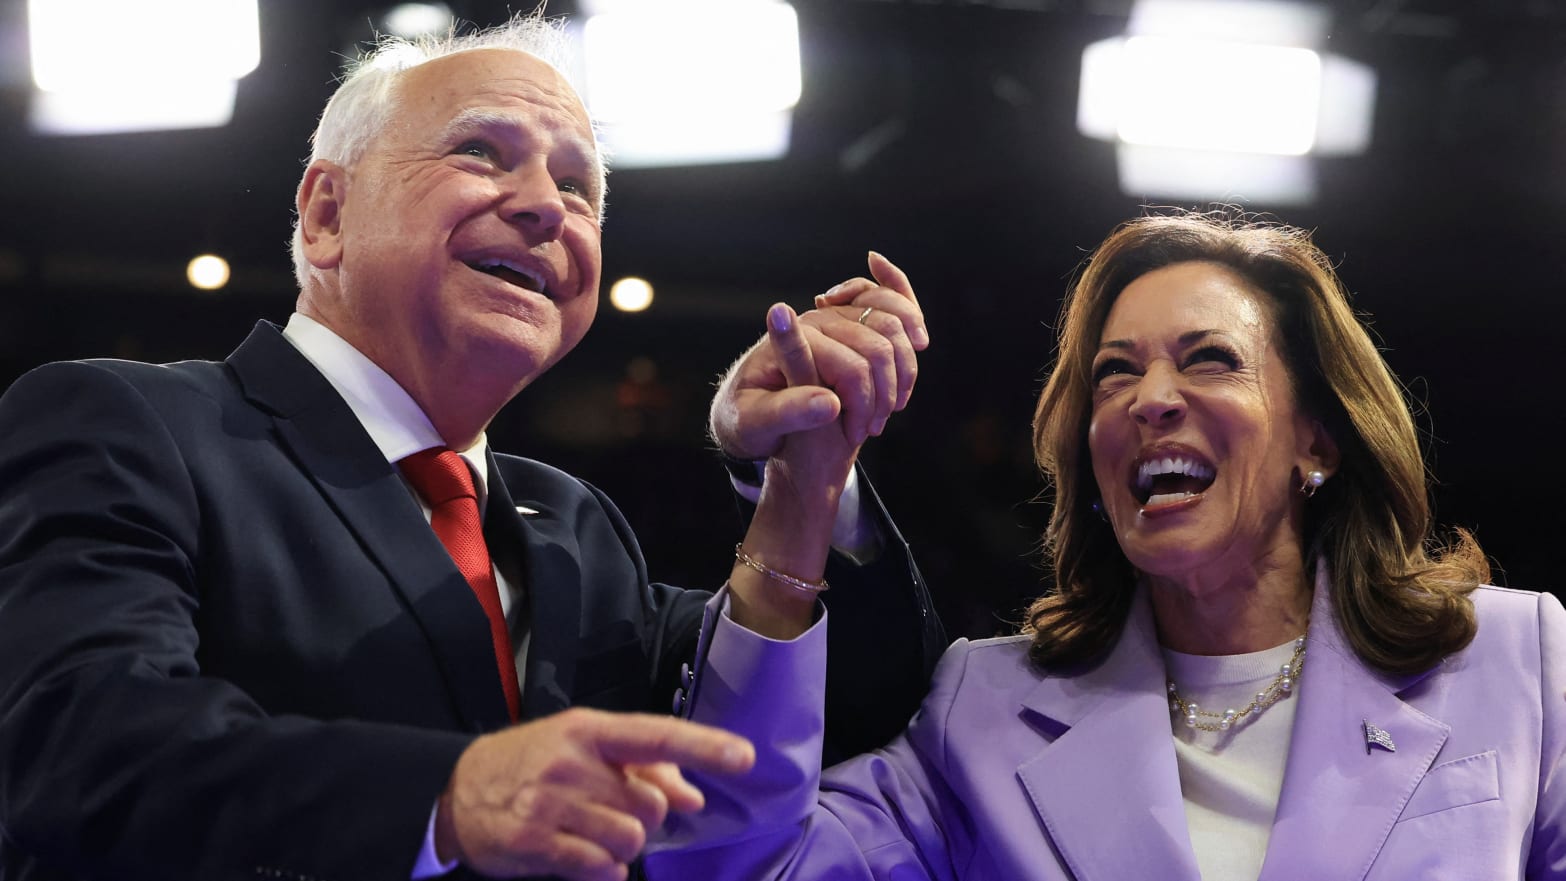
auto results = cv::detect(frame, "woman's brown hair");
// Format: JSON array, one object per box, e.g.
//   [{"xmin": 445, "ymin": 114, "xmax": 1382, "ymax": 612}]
[{"xmin": 1024, "ymin": 211, "xmax": 1485, "ymax": 675}]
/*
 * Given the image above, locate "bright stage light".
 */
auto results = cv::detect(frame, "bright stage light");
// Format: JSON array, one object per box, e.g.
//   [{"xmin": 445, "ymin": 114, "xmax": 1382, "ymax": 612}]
[
  {"xmin": 187, "ymin": 254, "xmax": 231, "ymax": 291},
  {"xmin": 381, "ymin": 3, "xmax": 454, "ymax": 39},
  {"xmin": 1076, "ymin": 0, "xmax": 1375, "ymax": 205},
  {"xmin": 30, "ymin": 0, "xmax": 259, "ymax": 92},
  {"xmin": 28, "ymin": 0, "xmax": 259, "ymax": 135},
  {"xmin": 584, "ymin": 2, "xmax": 800, "ymax": 121},
  {"xmin": 1116, "ymin": 145, "xmax": 1317, "ymax": 205},
  {"xmin": 1111, "ymin": 37, "xmax": 1321, "ymax": 155},
  {"xmin": 610, "ymin": 277, "xmax": 654, "ymax": 313},
  {"xmin": 582, "ymin": 1, "xmax": 801, "ymax": 167},
  {"xmin": 31, "ymin": 80, "xmax": 240, "ymax": 135},
  {"xmin": 1127, "ymin": 0, "xmax": 1329, "ymax": 46}
]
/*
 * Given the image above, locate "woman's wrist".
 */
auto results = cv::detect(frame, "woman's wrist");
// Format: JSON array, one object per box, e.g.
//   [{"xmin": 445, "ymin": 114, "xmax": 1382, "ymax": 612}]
[{"xmin": 731, "ymin": 492, "xmax": 836, "ymax": 638}]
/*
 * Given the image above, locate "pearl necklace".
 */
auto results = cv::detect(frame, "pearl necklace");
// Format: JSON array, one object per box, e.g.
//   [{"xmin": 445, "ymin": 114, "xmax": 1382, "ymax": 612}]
[{"xmin": 1166, "ymin": 636, "xmax": 1306, "ymax": 732}]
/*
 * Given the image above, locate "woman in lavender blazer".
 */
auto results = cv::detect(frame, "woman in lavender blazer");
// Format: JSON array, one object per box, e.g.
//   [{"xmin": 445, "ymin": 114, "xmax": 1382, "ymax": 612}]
[{"xmin": 646, "ymin": 212, "xmax": 1565, "ymax": 880}]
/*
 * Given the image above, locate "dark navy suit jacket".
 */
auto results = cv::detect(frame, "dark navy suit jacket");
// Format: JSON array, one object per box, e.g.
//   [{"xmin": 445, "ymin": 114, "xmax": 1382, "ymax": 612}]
[{"xmin": 0, "ymin": 321, "xmax": 943, "ymax": 881}]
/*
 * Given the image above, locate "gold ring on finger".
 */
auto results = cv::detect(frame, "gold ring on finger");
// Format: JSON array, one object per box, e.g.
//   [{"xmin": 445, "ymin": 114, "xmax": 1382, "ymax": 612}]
[{"xmin": 857, "ymin": 306, "xmax": 875, "ymax": 325}]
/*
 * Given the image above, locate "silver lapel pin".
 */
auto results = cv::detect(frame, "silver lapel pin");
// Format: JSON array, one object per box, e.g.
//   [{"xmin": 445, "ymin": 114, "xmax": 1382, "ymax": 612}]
[
  {"xmin": 1363, "ymin": 719, "xmax": 1396, "ymax": 754},
  {"xmin": 515, "ymin": 505, "xmax": 540, "ymax": 516}
]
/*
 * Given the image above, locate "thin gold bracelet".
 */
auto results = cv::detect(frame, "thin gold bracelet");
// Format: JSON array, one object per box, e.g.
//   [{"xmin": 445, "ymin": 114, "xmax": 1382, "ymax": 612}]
[{"xmin": 733, "ymin": 543, "xmax": 830, "ymax": 596}]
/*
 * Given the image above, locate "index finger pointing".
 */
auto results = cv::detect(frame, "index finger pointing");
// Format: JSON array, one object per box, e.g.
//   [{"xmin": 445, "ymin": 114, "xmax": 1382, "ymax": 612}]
[
  {"xmin": 768, "ymin": 303, "xmax": 820, "ymax": 389},
  {"xmin": 591, "ymin": 714, "xmax": 756, "ymax": 776}
]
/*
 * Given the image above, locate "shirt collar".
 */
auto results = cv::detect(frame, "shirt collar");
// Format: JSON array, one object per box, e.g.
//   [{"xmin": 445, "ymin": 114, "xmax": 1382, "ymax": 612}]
[{"xmin": 281, "ymin": 312, "xmax": 491, "ymax": 502}]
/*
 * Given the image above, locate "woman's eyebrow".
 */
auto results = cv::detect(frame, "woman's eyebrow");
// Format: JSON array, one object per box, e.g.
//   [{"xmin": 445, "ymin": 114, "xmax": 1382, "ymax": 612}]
[
  {"xmin": 1096, "ymin": 328, "xmax": 1225, "ymax": 352},
  {"xmin": 1178, "ymin": 329, "xmax": 1225, "ymax": 345}
]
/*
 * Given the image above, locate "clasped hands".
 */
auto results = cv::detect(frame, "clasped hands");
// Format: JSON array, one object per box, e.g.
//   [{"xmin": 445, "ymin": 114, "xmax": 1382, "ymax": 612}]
[
  {"xmin": 711, "ymin": 250, "xmax": 927, "ymax": 473},
  {"xmin": 718, "ymin": 252, "xmax": 927, "ymax": 634},
  {"xmin": 436, "ymin": 254, "xmax": 925, "ymax": 881}
]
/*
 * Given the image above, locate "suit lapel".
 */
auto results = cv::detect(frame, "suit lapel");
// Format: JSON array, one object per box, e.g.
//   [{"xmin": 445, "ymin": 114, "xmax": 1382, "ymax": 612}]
[
  {"xmin": 1259, "ymin": 579, "xmax": 1447, "ymax": 881},
  {"xmin": 227, "ymin": 322, "xmax": 511, "ymax": 731},
  {"xmin": 485, "ymin": 453, "xmax": 582, "ymax": 720},
  {"xmin": 1017, "ymin": 590, "xmax": 1203, "ymax": 881}
]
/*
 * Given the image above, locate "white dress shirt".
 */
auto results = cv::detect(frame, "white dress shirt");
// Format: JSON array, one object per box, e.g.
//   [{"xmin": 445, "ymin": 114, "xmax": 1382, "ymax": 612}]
[{"xmin": 281, "ymin": 313, "xmax": 512, "ymax": 878}]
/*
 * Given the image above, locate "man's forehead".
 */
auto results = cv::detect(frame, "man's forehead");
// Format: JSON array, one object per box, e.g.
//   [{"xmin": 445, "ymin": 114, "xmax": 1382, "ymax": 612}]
[{"xmin": 401, "ymin": 48, "xmax": 591, "ymax": 130}]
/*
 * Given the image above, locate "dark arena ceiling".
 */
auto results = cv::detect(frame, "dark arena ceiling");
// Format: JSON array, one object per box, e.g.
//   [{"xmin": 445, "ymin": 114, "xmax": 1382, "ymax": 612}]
[{"xmin": 1, "ymin": 0, "xmax": 1562, "ymax": 631}]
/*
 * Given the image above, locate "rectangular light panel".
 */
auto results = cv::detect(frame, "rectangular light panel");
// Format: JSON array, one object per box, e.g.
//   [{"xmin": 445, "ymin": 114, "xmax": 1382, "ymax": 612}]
[
  {"xmin": 29, "ymin": 0, "xmax": 258, "ymax": 135},
  {"xmin": 30, "ymin": 0, "xmax": 260, "ymax": 92},
  {"xmin": 581, "ymin": 1, "xmax": 799, "ymax": 167},
  {"xmin": 1115, "ymin": 36, "xmax": 1321, "ymax": 156},
  {"xmin": 583, "ymin": 1, "xmax": 800, "ymax": 123}
]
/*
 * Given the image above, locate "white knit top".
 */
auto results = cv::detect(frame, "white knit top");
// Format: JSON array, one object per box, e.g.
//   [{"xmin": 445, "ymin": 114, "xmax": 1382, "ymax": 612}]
[{"xmin": 1161, "ymin": 637, "xmax": 1304, "ymax": 881}]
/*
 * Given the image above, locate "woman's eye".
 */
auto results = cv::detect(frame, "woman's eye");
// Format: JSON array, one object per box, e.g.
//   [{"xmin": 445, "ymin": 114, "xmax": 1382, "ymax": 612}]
[
  {"xmin": 1186, "ymin": 345, "xmax": 1239, "ymax": 370},
  {"xmin": 1092, "ymin": 358, "xmax": 1134, "ymax": 384}
]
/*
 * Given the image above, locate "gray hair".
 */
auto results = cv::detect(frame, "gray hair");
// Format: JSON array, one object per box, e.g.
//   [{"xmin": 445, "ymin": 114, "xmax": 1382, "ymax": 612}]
[{"xmin": 289, "ymin": 10, "xmax": 606, "ymax": 289}]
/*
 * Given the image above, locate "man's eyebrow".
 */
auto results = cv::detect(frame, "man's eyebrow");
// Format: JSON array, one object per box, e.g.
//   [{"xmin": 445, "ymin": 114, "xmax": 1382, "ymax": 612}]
[
  {"xmin": 436, "ymin": 108, "xmax": 603, "ymax": 193},
  {"xmin": 437, "ymin": 108, "xmax": 517, "ymax": 141}
]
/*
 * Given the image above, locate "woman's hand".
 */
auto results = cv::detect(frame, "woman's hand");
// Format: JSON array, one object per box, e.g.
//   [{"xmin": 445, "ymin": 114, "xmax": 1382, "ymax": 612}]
[
  {"xmin": 709, "ymin": 252, "xmax": 926, "ymax": 461},
  {"xmin": 726, "ymin": 254, "xmax": 925, "ymax": 638}
]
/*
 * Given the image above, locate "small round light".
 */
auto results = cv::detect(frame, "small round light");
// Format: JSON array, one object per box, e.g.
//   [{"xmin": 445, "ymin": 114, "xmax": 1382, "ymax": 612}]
[
  {"xmin": 610, "ymin": 276, "xmax": 654, "ymax": 312},
  {"xmin": 187, "ymin": 254, "xmax": 231, "ymax": 291},
  {"xmin": 381, "ymin": 3, "xmax": 454, "ymax": 39}
]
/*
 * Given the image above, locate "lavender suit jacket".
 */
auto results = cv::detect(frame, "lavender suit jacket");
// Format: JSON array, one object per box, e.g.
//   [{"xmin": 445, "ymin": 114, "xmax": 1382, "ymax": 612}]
[{"xmin": 649, "ymin": 579, "xmax": 1566, "ymax": 880}]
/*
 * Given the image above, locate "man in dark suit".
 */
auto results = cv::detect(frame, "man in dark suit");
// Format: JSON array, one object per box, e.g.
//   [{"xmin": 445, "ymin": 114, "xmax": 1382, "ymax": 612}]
[{"xmin": 0, "ymin": 14, "xmax": 940, "ymax": 881}]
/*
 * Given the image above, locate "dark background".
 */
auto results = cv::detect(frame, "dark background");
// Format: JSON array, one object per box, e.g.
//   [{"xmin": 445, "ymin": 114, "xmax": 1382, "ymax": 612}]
[{"xmin": 1, "ymin": 0, "xmax": 1561, "ymax": 637}]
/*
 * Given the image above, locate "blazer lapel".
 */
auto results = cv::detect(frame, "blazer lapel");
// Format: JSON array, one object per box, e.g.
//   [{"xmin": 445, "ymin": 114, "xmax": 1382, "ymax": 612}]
[
  {"xmin": 484, "ymin": 453, "xmax": 583, "ymax": 720},
  {"xmin": 1017, "ymin": 590, "xmax": 1203, "ymax": 881},
  {"xmin": 1258, "ymin": 576, "xmax": 1448, "ymax": 881},
  {"xmin": 227, "ymin": 322, "xmax": 511, "ymax": 732}
]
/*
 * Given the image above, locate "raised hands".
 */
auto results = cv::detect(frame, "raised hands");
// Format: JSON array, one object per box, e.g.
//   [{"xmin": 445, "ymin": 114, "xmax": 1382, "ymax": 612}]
[
  {"xmin": 709, "ymin": 251, "xmax": 927, "ymax": 462},
  {"xmin": 436, "ymin": 708, "xmax": 754, "ymax": 881},
  {"xmin": 718, "ymin": 253, "xmax": 927, "ymax": 639}
]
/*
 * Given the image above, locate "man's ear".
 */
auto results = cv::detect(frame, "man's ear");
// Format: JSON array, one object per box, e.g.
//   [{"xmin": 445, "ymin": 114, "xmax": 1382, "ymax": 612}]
[{"xmin": 297, "ymin": 160, "xmax": 346, "ymax": 271}]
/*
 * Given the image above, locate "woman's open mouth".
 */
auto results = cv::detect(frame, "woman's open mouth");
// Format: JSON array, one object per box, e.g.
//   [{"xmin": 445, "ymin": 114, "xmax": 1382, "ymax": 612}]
[{"xmin": 1132, "ymin": 450, "xmax": 1216, "ymax": 512}]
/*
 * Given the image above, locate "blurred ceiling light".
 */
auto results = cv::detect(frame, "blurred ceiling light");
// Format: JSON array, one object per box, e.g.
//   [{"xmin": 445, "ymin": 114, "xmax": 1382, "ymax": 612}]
[
  {"xmin": 610, "ymin": 277, "xmax": 654, "ymax": 313},
  {"xmin": 29, "ymin": 0, "xmax": 260, "ymax": 92},
  {"xmin": 1109, "ymin": 38, "xmax": 1322, "ymax": 155},
  {"xmin": 581, "ymin": 1, "xmax": 801, "ymax": 168},
  {"xmin": 1076, "ymin": 0, "xmax": 1375, "ymax": 205},
  {"xmin": 1128, "ymin": 0, "xmax": 1329, "ymax": 46},
  {"xmin": 187, "ymin": 254, "xmax": 231, "ymax": 291},
  {"xmin": 1116, "ymin": 145, "xmax": 1318, "ymax": 205},
  {"xmin": 28, "ymin": 0, "xmax": 260, "ymax": 135},
  {"xmin": 32, "ymin": 80, "xmax": 240, "ymax": 135},
  {"xmin": 380, "ymin": 3, "xmax": 454, "ymax": 39}
]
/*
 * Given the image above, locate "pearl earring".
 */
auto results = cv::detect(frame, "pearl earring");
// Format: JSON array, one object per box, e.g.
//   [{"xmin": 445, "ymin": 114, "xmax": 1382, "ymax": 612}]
[{"xmin": 1299, "ymin": 470, "xmax": 1326, "ymax": 499}]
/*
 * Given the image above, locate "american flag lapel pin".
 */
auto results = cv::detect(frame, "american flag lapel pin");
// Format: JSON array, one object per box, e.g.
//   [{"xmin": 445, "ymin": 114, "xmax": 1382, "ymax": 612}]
[{"xmin": 1363, "ymin": 719, "xmax": 1396, "ymax": 754}]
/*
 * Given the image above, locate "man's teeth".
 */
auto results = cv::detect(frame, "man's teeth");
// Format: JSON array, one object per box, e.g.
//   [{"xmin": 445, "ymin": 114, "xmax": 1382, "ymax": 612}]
[
  {"xmin": 476, "ymin": 259, "xmax": 544, "ymax": 292},
  {"xmin": 1135, "ymin": 455, "xmax": 1215, "ymax": 491}
]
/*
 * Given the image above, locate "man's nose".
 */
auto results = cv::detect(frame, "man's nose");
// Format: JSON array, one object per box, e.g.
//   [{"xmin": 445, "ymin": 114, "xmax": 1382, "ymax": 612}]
[
  {"xmin": 1131, "ymin": 362, "xmax": 1185, "ymax": 426},
  {"xmin": 500, "ymin": 162, "xmax": 566, "ymax": 241}
]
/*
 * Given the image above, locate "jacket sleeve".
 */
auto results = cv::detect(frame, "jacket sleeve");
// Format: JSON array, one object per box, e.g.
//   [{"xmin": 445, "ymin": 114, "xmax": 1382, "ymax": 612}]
[
  {"xmin": 0, "ymin": 362, "xmax": 470, "ymax": 881},
  {"xmin": 725, "ymin": 465, "xmax": 947, "ymax": 763},
  {"xmin": 645, "ymin": 590, "xmax": 973, "ymax": 881},
  {"xmin": 1528, "ymin": 590, "xmax": 1566, "ymax": 878}
]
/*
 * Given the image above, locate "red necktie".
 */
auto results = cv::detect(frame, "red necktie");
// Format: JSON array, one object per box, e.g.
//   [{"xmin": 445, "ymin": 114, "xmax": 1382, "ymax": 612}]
[{"xmin": 398, "ymin": 447, "xmax": 521, "ymax": 721}]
